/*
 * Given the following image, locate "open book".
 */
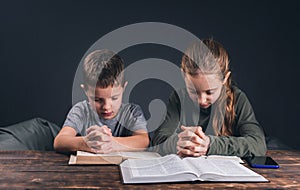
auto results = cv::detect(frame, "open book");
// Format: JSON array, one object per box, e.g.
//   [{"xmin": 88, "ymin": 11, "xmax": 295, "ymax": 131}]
[
  {"xmin": 120, "ymin": 154, "xmax": 268, "ymax": 183},
  {"xmin": 68, "ymin": 151, "xmax": 161, "ymax": 165}
]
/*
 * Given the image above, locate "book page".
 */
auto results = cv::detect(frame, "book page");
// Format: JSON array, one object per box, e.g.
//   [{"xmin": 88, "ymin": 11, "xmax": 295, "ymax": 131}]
[
  {"xmin": 121, "ymin": 154, "xmax": 195, "ymax": 177},
  {"xmin": 206, "ymin": 155, "xmax": 244, "ymax": 163},
  {"xmin": 187, "ymin": 157, "xmax": 261, "ymax": 177},
  {"xmin": 76, "ymin": 151, "xmax": 160, "ymax": 159},
  {"xmin": 119, "ymin": 151, "xmax": 161, "ymax": 159},
  {"xmin": 77, "ymin": 151, "xmax": 121, "ymax": 157}
]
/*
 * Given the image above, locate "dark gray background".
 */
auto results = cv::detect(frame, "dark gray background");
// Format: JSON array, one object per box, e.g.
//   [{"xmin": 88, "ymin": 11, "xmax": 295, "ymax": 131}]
[{"xmin": 1, "ymin": 0, "xmax": 299, "ymax": 149}]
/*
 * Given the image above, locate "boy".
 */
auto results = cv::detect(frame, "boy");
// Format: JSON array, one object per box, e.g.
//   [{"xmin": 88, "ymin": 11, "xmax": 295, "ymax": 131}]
[{"xmin": 54, "ymin": 50, "xmax": 149, "ymax": 153}]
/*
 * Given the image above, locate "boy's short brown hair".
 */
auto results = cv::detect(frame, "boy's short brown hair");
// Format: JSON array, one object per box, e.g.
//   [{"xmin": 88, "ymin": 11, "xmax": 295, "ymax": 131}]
[{"xmin": 83, "ymin": 50, "xmax": 125, "ymax": 88}]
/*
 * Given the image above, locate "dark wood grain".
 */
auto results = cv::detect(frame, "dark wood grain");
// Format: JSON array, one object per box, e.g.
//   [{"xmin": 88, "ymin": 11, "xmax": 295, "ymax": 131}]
[{"xmin": 0, "ymin": 150, "xmax": 299, "ymax": 189}]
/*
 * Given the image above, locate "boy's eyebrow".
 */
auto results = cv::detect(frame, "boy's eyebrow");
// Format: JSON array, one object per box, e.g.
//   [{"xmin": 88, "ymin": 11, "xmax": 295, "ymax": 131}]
[
  {"xmin": 111, "ymin": 91, "xmax": 122, "ymax": 96},
  {"xmin": 89, "ymin": 96, "xmax": 96, "ymax": 99}
]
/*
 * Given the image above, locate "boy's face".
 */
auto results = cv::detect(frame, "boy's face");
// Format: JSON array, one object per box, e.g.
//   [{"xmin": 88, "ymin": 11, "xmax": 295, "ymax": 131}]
[
  {"xmin": 184, "ymin": 72, "xmax": 223, "ymax": 109},
  {"xmin": 85, "ymin": 84, "xmax": 124, "ymax": 120}
]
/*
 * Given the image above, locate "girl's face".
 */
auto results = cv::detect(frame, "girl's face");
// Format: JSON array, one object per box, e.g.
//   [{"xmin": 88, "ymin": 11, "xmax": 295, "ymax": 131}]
[
  {"xmin": 85, "ymin": 84, "xmax": 124, "ymax": 120},
  {"xmin": 184, "ymin": 72, "xmax": 223, "ymax": 109}
]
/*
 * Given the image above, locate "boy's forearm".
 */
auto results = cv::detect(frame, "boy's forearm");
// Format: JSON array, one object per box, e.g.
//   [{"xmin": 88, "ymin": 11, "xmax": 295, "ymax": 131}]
[
  {"xmin": 112, "ymin": 133, "xmax": 149, "ymax": 151},
  {"xmin": 54, "ymin": 136, "xmax": 91, "ymax": 153}
]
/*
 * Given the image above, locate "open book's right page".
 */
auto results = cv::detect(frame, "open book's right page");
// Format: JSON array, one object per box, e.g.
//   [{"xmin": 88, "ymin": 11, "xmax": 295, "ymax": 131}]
[{"xmin": 185, "ymin": 157, "xmax": 268, "ymax": 182}]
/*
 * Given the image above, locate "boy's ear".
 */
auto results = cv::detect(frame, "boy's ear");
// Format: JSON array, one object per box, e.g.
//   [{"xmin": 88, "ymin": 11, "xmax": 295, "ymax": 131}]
[
  {"xmin": 222, "ymin": 71, "xmax": 231, "ymax": 85},
  {"xmin": 181, "ymin": 68, "xmax": 186, "ymax": 78},
  {"xmin": 80, "ymin": 84, "xmax": 88, "ymax": 96}
]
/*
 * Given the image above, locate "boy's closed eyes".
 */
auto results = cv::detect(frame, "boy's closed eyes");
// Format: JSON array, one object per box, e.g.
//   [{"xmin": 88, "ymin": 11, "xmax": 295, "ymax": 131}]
[{"xmin": 84, "ymin": 84, "xmax": 124, "ymax": 120}]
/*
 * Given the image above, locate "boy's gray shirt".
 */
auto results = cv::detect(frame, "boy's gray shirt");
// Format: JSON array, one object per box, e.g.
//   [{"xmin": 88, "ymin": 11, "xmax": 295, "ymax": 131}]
[{"xmin": 63, "ymin": 100, "xmax": 147, "ymax": 136}]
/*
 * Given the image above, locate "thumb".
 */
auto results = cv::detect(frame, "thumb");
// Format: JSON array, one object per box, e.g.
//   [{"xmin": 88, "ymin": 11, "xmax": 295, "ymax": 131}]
[
  {"xmin": 195, "ymin": 127, "xmax": 206, "ymax": 139},
  {"xmin": 101, "ymin": 125, "xmax": 112, "ymax": 136},
  {"xmin": 180, "ymin": 125, "xmax": 188, "ymax": 131}
]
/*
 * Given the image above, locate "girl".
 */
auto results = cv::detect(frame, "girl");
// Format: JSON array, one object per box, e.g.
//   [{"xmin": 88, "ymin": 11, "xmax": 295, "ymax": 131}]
[{"xmin": 151, "ymin": 39, "xmax": 266, "ymax": 157}]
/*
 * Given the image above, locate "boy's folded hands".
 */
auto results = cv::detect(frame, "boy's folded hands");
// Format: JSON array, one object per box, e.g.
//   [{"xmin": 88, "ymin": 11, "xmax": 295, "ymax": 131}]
[{"xmin": 84, "ymin": 125, "xmax": 114, "ymax": 153}]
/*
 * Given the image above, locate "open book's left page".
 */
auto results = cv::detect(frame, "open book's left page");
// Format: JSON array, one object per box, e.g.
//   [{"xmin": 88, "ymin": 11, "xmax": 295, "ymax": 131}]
[
  {"xmin": 69, "ymin": 151, "xmax": 161, "ymax": 165},
  {"xmin": 120, "ymin": 154, "xmax": 198, "ymax": 183}
]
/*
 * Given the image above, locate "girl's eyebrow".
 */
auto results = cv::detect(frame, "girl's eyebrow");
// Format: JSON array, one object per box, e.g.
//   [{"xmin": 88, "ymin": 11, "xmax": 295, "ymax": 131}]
[
  {"xmin": 207, "ymin": 87, "xmax": 218, "ymax": 91},
  {"xmin": 188, "ymin": 87, "xmax": 196, "ymax": 91},
  {"xmin": 188, "ymin": 87, "xmax": 218, "ymax": 92}
]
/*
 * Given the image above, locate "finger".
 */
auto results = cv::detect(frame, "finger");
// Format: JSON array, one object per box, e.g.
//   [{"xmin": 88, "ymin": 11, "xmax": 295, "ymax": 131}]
[
  {"xmin": 178, "ymin": 132, "xmax": 203, "ymax": 145},
  {"xmin": 87, "ymin": 140, "xmax": 112, "ymax": 151},
  {"xmin": 178, "ymin": 129, "xmax": 195, "ymax": 138},
  {"xmin": 87, "ymin": 125, "xmax": 112, "ymax": 136},
  {"xmin": 177, "ymin": 146, "xmax": 202, "ymax": 157},
  {"xmin": 177, "ymin": 139, "xmax": 198, "ymax": 148},
  {"xmin": 85, "ymin": 140, "xmax": 103, "ymax": 149},
  {"xmin": 85, "ymin": 130, "xmax": 102, "ymax": 141},
  {"xmin": 181, "ymin": 126, "xmax": 202, "ymax": 133},
  {"xmin": 100, "ymin": 134, "xmax": 111, "ymax": 142},
  {"xmin": 195, "ymin": 127, "xmax": 206, "ymax": 139},
  {"xmin": 101, "ymin": 125, "xmax": 112, "ymax": 136},
  {"xmin": 86, "ymin": 125, "xmax": 101, "ymax": 134},
  {"xmin": 181, "ymin": 125, "xmax": 197, "ymax": 133},
  {"xmin": 177, "ymin": 141, "xmax": 190, "ymax": 149},
  {"xmin": 177, "ymin": 147, "xmax": 205, "ymax": 157},
  {"xmin": 95, "ymin": 147, "xmax": 113, "ymax": 154},
  {"xmin": 85, "ymin": 130, "xmax": 98, "ymax": 141},
  {"xmin": 180, "ymin": 125, "xmax": 188, "ymax": 131},
  {"xmin": 190, "ymin": 135, "xmax": 205, "ymax": 145},
  {"xmin": 189, "ymin": 145, "xmax": 207, "ymax": 153},
  {"xmin": 178, "ymin": 137, "xmax": 208, "ymax": 152},
  {"xmin": 94, "ymin": 142, "xmax": 113, "ymax": 154},
  {"xmin": 86, "ymin": 131, "xmax": 112, "ymax": 142},
  {"xmin": 177, "ymin": 151, "xmax": 185, "ymax": 158}
]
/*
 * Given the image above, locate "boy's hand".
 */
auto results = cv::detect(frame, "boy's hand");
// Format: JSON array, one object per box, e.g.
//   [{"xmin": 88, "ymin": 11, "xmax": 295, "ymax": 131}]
[
  {"xmin": 84, "ymin": 125, "xmax": 114, "ymax": 153},
  {"xmin": 176, "ymin": 125, "xmax": 210, "ymax": 157}
]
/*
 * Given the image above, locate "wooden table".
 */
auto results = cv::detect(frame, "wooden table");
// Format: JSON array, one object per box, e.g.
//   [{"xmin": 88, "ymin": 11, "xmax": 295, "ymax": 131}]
[{"xmin": 0, "ymin": 150, "xmax": 299, "ymax": 189}]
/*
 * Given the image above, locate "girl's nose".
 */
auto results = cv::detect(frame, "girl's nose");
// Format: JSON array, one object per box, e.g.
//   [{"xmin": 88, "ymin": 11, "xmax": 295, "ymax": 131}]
[{"xmin": 198, "ymin": 94, "xmax": 207, "ymax": 105}]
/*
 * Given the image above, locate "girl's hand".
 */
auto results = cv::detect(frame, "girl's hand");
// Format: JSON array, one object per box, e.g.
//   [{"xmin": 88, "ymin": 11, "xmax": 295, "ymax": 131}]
[
  {"xmin": 177, "ymin": 125, "xmax": 210, "ymax": 157},
  {"xmin": 84, "ymin": 125, "xmax": 114, "ymax": 153}
]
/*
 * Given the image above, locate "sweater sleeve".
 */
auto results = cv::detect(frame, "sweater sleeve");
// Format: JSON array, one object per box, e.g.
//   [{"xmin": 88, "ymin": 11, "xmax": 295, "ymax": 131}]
[
  {"xmin": 150, "ymin": 91, "xmax": 181, "ymax": 155},
  {"xmin": 207, "ymin": 90, "xmax": 267, "ymax": 157}
]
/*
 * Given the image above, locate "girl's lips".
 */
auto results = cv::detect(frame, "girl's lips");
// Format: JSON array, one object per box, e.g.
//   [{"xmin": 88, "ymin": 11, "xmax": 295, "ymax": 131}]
[{"xmin": 200, "ymin": 104, "xmax": 210, "ymax": 108}]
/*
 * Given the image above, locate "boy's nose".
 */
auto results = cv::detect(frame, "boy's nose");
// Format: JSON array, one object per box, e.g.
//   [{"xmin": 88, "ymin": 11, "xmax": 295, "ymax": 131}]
[{"xmin": 102, "ymin": 100, "xmax": 112, "ymax": 110}]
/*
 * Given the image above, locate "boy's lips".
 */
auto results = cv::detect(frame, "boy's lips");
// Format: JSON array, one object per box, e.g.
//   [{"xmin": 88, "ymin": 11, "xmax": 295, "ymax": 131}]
[{"xmin": 101, "ymin": 112, "xmax": 113, "ymax": 117}]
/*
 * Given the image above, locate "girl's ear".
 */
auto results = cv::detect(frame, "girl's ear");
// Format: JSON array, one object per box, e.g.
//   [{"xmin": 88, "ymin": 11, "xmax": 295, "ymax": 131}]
[
  {"xmin": 123, "ymin": 81, "xmax": 128, "ymax": 91},
  {"xmin": 222, "ymin": 71, "xmax": 231, "ymax": 85}
]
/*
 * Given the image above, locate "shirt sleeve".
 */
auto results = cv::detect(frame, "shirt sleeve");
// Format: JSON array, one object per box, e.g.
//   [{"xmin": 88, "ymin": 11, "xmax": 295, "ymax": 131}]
[
  {"xmin": 207, "ymin": 90, "xmax": 267, "ymax": 157},
  {"xmin": 126, "ymin": 104, "xmax": 148, "ymax": 132},
  {"xmin": 63, "ymin": 102, "xmax": 87, "ymax": 135}
]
